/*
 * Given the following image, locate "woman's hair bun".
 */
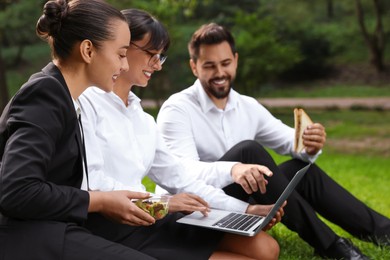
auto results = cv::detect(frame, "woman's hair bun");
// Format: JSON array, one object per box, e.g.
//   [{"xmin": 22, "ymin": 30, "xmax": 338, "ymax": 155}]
[{"xmin": 36, "ymin": 0, "xmax": 68, "ymax": 40}]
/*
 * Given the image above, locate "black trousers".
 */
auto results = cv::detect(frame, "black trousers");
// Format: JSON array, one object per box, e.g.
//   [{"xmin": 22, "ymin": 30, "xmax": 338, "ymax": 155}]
[
  {"xmin": 84, "ymin": 212, "xmax": 224, "ymax": 260},
  {"xmin": 221, "ymin": 140, "xmax": 390, "ymax": 251},
  {"xmin": 63, "ymin": 224, "xmax": 156, "ymax": 260}
]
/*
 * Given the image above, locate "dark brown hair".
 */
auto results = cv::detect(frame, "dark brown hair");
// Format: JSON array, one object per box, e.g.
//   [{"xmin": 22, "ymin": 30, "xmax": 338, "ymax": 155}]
[
  {"xmin": 121, "ymin": 8, "xmax": 170, "ymax": 53},
  {"xmin": 188, "ymin": 23, "xmax": 236, "ymax": 62},
  {"xmin": 36, "ymin": 0, "xmax": 126, "ymax": 60}
]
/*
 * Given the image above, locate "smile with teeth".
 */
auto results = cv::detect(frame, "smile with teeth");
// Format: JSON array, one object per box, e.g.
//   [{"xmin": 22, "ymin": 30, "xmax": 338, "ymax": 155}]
[
  {"xmin": 212, "ymin": 78, "xmax": 226, "ymax": 85},
  {"xmin": 143, "ymin": 71, "xmax": 152, "ymax": 77},
  {"xmin": 112, "ymin": 75, "xmax": 118, "ymax": 81}
]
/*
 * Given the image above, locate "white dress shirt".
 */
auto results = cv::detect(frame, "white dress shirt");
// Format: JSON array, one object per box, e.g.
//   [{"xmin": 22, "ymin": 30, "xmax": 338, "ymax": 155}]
[
  {"xmin": 79, "ymin": 87, "xmax": 248, "ymax": 212},
  {"xmin": 73, "ymin": 98, "xmax": 88, "ymax": 191},
  {"xmin": 157, "ymin": 79, "xmax": 319, "ymax": 164}
]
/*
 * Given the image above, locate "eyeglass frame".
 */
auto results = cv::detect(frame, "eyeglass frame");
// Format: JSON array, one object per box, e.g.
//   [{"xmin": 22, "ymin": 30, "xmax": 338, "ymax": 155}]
[{"xmin": 130, "ymin": 42, "xmax": 167, "ymax": 66}]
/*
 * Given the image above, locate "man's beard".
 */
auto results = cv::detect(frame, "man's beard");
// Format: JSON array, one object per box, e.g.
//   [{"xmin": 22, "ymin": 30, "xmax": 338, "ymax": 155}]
[{"xmin": 202, "ymin": 77, "xmax": 232, "ymax": 99}]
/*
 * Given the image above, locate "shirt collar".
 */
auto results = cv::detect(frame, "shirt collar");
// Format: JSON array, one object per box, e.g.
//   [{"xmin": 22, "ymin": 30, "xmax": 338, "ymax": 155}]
[
  {"xmin": 73, "ymin": 98, "xmax": 81, "ymax": 119},
  {"xmin": 128, "ymin": 91, "xmax": 141, "ymax": 107},
  {"xmin": 103, "ymin": 88, "xmax": 142, "ymax": 112},
  {"xmin": 193, "ymin": 79, "xmax": 238, "ymax": 113}
]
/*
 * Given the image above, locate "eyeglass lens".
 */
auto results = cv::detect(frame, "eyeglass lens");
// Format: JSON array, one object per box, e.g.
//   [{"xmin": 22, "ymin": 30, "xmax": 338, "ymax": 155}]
[{"xmin": 150, "ymin": 54, "xmax": 167, "ymax": 66}]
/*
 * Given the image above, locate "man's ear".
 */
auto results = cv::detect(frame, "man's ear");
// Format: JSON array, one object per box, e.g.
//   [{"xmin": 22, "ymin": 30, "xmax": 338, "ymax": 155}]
[
  {"xmin": 80, "ymin": 39, "xmax": 94, "ymax": 64},
  {"xmin": 189, "ymin": 59, "xmax": 198, "ymax": 77},
  {"xmin": 233, "ymin": 52, "xmax": 239, "ymax": 70}
]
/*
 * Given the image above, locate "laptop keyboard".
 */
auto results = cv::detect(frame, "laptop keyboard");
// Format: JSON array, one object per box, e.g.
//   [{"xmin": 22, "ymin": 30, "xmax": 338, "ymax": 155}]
[{"xmin": 213, "ymin": 213, "xmax": 262, "ymax": 231}]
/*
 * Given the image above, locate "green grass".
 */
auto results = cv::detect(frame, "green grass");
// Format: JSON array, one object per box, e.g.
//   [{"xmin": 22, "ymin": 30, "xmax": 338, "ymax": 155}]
[
  {"xmin": 143, "ymin": 108, "xmax": 390, "ymax": 259},
  {"xmin": 268, "ymin": 152, "xmax": 390, "ymax": 259}
]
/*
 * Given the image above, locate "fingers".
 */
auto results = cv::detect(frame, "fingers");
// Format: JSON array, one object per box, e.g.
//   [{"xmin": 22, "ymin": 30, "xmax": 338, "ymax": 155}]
[
  {"xmin": 254, "ymin": 166, "xmax": 272, "ymax": 194},
  {"xmin": 232, "ymin": 164, "xmax": 272, "ymax": 195},
  {"xmin": 188, "ymin": 193, "xmax": 209, "ymax": 208},
  {"xmin": 245, "ymin": 204, "xmax": 273, "ymax": 216},
  {"xmin": 122, "ymin": 207, "xmax": 156, "ymax": 226},
  {"xmin": 304, "ymin": 123, "xmax": 326, "ymax": 143},
  {"xmin": 254, "ymin": 167, "xmax": 269, "ymax": 194},
  {"xmin": 244, "ymin": 168, "xmax": 266, "ymax": 194},
  {"xmin": 263, "ymin": 218, "xmax": 277, "ymax": 231},
  {"xmin": 270, "ymin": 201, "xmax": 286, "ymax": 224},
  {"xmin": 100, "ymin": 191, "xmax": 156, "ymax": 226},
  {"xmin": 258, "ymin": 202, "xmax": 286, "ymax": 231},
  {"xmin": 303, "ymin": 123, "xmax": 326, "ymax": 154},
  {"xmin": 127, "ymin": 198, "xmax": 156, "ymax": 224},
  {"xmin": 125, "ymin": 191, "xmax": 151, "ymax": 200},
  {"xmin": 169, "ymin": 193, "xmax": 210, "ymax": 216}
]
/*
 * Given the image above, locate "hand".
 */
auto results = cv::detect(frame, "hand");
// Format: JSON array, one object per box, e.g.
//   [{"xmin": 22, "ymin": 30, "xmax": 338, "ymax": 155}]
[
  {"xmin": 303, "ymin": 123, "xmax": 327, "ymax": 155},
  {"xmin": 246, "ymin": 201, "xmax": 286, "ymax": 231},
  {"xmin": 89, "ymin": 190, "xmax": 155, "ymax": 226},
  {"xmin": 231, "ymin": 163, "xmax": 273, "ymax": 194},
  {"xmin": 168, "ymin": 193, "xmax": 210, "ymax": 216}
]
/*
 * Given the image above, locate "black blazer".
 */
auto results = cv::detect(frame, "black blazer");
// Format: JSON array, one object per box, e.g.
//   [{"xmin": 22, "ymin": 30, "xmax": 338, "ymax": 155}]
[{"xmin": 0, "ymin": 62, "xmax": 89, "ymax": 259}]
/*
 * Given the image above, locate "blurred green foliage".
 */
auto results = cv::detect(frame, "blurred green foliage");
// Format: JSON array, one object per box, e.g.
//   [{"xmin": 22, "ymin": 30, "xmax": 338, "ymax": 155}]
[{"xmin": 1, "ymin": 0, "xmax": 390, "ymax": 101}]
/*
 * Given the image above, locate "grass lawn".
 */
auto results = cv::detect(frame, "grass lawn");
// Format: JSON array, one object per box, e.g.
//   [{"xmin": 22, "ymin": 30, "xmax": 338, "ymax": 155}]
[
  {"xmin": 268, "ymin": 108, "xmax": 390, "ymax": 259},
  {"xmin": 143, "ymin": 108, "xmax": 390, "ymax": 259},
  {"xmin": 268, "ymin": 151, "xmax": 390, "ymax": 259}
]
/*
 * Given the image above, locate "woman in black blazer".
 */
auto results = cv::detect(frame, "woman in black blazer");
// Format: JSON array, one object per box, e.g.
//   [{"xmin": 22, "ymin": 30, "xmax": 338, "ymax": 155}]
[{"xmin": 0, "ymin": 1, "xmax": 156, "ymax": 259}]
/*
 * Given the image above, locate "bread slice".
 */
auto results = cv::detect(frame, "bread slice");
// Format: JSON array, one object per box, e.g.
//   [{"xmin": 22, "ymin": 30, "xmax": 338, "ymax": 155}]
[{"xmin": 294, "ymin": 108, "xmax": 313, "ymax": 153}]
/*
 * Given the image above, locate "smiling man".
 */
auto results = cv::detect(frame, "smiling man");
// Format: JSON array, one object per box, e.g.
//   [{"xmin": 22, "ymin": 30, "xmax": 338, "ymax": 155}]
[{"xmin": 156, "ymin": 23, "xmax": 390, "ymax": 260}]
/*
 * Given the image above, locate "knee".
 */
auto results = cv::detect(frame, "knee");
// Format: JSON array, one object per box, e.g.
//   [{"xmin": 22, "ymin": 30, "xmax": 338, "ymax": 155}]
[
  {"xmin": 249, "ymin": 233, "xmax": 280, "ymax": 260},
  {"xmin": 235, "ymin": 140, "xmax": 264, "ymax": 152},
  {"xmin": 267, "ymin": 237, "xmax": 280, "ymax": 260},
  {"xmin": 234, "ymin": 140, "xmax": 271, "ymax": 158}
]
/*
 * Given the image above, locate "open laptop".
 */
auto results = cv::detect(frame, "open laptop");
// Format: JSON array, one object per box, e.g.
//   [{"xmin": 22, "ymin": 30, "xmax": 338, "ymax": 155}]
[{"xmin": 177, "ymin": 163, "xmax": 311, "ymax": 236}]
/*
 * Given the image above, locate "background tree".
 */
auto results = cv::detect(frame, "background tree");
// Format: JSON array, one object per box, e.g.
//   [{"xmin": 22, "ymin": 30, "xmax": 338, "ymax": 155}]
[
  {"xmin": 232, "ymin": 10, "xmax": 302, "ymax": 94},
  {"xmin": 355, "ymin": 0, "xmax": 386, "ymax": 73},
  {"xmin": 0, "ymin": 1, "xmax": 43, "ymax": 111},
  {"xmin": 326, "ymin": 0, "xmax": 334, "ymax": 19},
  {"xmin": 0, "ymin": 46, "xmax": 7, "ymax": 111},
  {"xmin": 1, "ymin": 0, "xmax": 389, "ymax": 108}
]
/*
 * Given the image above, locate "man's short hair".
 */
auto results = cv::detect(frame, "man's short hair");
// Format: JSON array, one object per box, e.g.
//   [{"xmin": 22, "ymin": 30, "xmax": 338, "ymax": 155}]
[{"xmin": 188, "ymin": 23, "xmax": 236, "ymax": 62}]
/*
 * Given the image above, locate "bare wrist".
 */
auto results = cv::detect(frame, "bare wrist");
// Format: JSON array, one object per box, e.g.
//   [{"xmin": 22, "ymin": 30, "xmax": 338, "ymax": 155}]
[{"xmin": 88, "ymin": 191, "xmax": 104, "ymax": 213}]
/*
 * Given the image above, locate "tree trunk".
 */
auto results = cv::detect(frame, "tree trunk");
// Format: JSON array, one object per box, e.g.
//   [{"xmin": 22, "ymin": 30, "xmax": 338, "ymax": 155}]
[
  {"xmin": 326, "ymin": 0, "xmax": 334, "ymax": 19},
  {"xmin": 355, "ymin": 0, "xmax": 386, "ymax": 73},
  {"xmin": 12, "ymin": 45, "xmax": 25, "ymax": 67},
  {"xmin": 0, "ymin": 47, "xmax": 9, "ymax": 112}
]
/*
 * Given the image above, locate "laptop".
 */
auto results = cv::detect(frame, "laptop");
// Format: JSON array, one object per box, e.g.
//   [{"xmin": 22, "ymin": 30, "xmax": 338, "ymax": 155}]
[{"xmin": 177, "ymin": 163, "xmax": 311, "ymax": 236}]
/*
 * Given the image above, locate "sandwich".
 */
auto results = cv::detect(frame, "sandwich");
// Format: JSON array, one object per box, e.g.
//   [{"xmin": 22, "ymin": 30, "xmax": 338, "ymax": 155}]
[{"xmin": 294, "ymin": 108, "xmax": 313, "ymax": 153}]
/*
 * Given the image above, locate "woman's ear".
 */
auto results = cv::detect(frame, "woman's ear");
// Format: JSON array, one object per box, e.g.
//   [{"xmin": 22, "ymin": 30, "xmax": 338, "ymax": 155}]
[{"xmin": 79, "ymin": 39, "xmax": 94, "ymax": 64}]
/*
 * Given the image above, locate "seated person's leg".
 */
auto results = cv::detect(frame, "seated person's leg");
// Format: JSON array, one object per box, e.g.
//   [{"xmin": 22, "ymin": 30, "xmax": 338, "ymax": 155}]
[
  {"xmin": 218, "ymin": 140, "xmax": 338, "ymax": 252},
  {"xmin": 63, "ymin": 225, "xmax": 155, "ymax": 260},
  {"xmin": 116, "ymin": 211, "xmax": 277, "ymax": 260},
  {"xmin": 279, "ymin": 159, "xmax": 390, "ymax": 246},
  {"xmin": 215, "ymin": 231, "xmax": 279, "ymax": 260}
]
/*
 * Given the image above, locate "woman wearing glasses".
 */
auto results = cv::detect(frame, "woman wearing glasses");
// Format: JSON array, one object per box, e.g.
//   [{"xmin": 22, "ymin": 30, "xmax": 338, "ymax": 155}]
[{"xmin": 79, "ymin": 8, "xmax": 282, "ymax": 260}]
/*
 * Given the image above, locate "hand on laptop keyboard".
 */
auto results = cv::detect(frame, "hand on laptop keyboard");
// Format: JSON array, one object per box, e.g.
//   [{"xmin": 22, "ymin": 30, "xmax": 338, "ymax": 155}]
[{"xmin": 168, "ymin": 193, "xmax": 210, "ymax": 216}]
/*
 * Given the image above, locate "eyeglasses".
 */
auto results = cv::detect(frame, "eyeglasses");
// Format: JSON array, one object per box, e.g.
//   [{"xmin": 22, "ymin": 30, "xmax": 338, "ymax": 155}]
[{"xmin": 130, "ymin": 42, "xmax": 167, "ymax": 67}]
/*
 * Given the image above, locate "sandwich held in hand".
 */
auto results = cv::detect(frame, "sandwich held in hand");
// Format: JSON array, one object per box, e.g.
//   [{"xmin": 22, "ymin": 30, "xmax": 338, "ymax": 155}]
[{"xmin": 294, "ymin": 108, "xmax": 313, "ymax": 153}]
